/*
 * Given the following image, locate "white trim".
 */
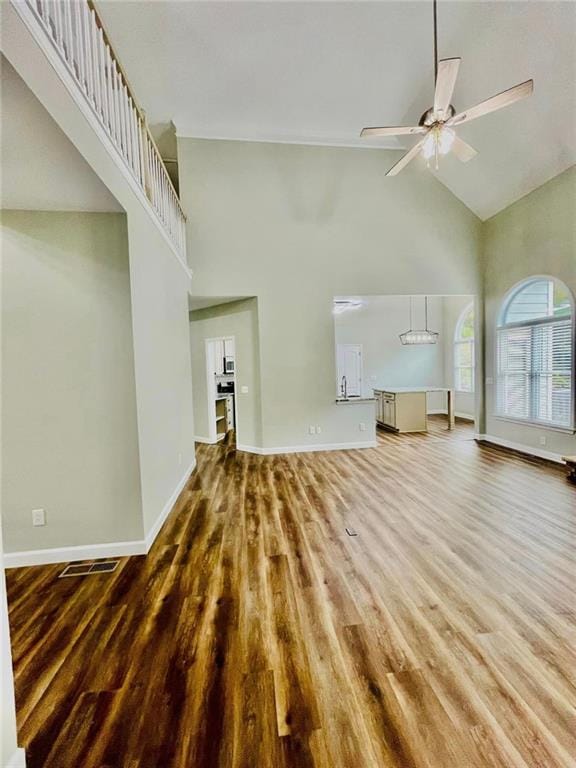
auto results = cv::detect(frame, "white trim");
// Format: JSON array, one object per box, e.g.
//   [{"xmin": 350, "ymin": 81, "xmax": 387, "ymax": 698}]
[
  {"xmin": 143, "ymin": 458, "xmax": 196, "ymax": 550},
  {"xmin": 4, "ymin": 539, "xmax": 145, "ymax": 569},
  {"xmin": 8, "ymin": 0, "xmax": 191, "ymax": 280},
  {"xmin": 240, "ymin": 441, "xmax": 378, "ymax": 456},
  {"xmin": 475, "ymin": 434, "xmax": 564, "ymax": 464},
  {"xmin": 236, "ymin": 444, "xmax": 265, "ymax": 455},
  {"xmin": 490, "ymin": 415, "xmax": 575, "ymax": 435},
  {"xmin": 174, "ymin": 130, "xmax": 399, "ymax": 151},
  {"xmin": 6, "ymin": 748, "xmax": 26, "ymax": 768},
  {"xmin": 194, "ymin": 435, "xmax": 216, "ymax": 444},
  {"xmin": 4, "ymin": 458, "xmax": 197, "ymax": 569}
]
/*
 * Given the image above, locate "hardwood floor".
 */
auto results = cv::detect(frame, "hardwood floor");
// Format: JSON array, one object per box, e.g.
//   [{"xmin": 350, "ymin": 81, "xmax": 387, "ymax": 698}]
[{"xmin": 6, "ymin": 418, "xmax": 576, "ymax": 767}]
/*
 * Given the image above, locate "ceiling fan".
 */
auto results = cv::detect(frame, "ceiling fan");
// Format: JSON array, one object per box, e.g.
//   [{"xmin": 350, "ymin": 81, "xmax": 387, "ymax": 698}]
[{"xmin": 361, "ymin": 0, "xmax": 534, "ymax": 176}]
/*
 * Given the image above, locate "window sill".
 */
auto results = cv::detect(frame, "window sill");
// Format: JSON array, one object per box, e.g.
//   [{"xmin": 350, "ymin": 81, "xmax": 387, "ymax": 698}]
[
  {"xmin": 455, "ymin": 390, "xmax": 474, "ymax": 395},
  {"xmin": 491, "ymin": 415, "xmax": 575, "ymax": 435}
]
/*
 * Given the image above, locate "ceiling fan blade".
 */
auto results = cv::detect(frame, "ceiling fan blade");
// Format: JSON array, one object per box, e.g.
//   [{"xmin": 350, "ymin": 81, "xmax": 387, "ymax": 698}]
[
  {"xmin": 361, "ymin": 125, "xmax": 427, "ymax": 137},
  {"xmin": 386, "ymin": 138, "xmax": 426, "ymax": 176},
  {"xmin": 448, "ymin": 79, "xmax": 533, "ymax": 127},
  {"xmin": 434, "ymin": 57, "xmax": 461, "ymax": 117},
  {"xmin": 451, "ymin": 134, "xmax": 477, "ymax": 163}
]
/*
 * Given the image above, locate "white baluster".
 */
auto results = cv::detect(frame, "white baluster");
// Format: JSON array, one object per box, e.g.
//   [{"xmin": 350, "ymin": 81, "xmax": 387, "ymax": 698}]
[
  {"xmin": 52, "ymin": 0, "xmax": 62, "ymax": 49},
  {"xmin": 137, "ymin": 115, "xmax": 147, "ymax": 190},
  {"xmin": 96, "ymin": 28, "xmax": 108, "ymax": 128},
  {"xmin": 37, "ymin": 0, "xmax": 49, "ymax": 28},
  {"xmin": 73, "ymin": 0, "xmax": 85, "ymax": 92},
  {"xmin": 113, "ymin": 65, "xmax": 123, "ymax": 153},
  {"xmin": 89, "ymin": 10, "xmax": 101, "ymax": 116},
  {"xmin": 129, "ymin": 103, "xmax": 140, "ymax": 180},
  {"xmin": 63, "ymin": 2, "xmax": 74, "ymax": 67},
  {"xmin": 106, "ymin": 46, "xmax": 117, "ymax": 140},
  {"xmin": 122, "ymin": 86, "xmax": 134, "ymax": 172},
  {"xmin": 81, "ymin": 2, "xmax": 93, "ymax": 102}
]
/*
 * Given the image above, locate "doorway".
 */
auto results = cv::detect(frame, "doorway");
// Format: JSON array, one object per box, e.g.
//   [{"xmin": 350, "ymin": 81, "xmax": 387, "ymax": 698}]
[{"xmin": 205, "ymin": 336, "xmax": 238, "ymax": 443}]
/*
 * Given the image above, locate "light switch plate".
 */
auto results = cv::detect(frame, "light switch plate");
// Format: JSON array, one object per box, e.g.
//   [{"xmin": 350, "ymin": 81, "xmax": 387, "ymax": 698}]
[
  {"xmin": 241, "ymin": 385, "xmax": 249, "ymax": 394},
  {"xmin": 32, "ymin": 508, "xmax": 46, "ymax": 527}
]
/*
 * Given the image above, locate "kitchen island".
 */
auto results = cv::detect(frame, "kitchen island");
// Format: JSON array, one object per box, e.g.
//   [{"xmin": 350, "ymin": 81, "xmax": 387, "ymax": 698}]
[{"xmin": 373, "ymin": 387, "xmax": 455, "ymax": 432}]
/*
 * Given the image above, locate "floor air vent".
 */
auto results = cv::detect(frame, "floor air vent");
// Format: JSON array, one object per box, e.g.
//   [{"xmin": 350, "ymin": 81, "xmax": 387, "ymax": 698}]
[{"xmin": 59, "ymin": 560, "xmax": 120, "ymax": 578}]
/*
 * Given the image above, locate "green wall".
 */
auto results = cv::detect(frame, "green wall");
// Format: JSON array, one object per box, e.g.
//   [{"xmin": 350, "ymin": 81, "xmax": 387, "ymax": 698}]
[
  {"xmin": 179, "ymin": 138, "xmax": 482, "ymax": 450},
  {"xmin": 1, "ymin": 211, "xmax": 143, "ymax": 551},
  {"xmin": 483, "ymin": 166, "xmax": 576, "ymax": 458}
]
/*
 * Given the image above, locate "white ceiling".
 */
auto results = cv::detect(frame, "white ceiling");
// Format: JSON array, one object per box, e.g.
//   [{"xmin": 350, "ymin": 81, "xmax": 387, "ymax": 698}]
[
  {"xmin": 96, "ymin": 2, "xmax": 575, "ymax": 220},
  {"xmin": 1, "ymin": 56, "xmax": 122, "ymax": 212}
]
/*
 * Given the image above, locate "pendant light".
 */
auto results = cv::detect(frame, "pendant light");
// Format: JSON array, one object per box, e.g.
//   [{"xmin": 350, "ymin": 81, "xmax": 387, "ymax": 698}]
[{"xmin": 399, "ymin": 296, "xmax": 439, "ymax": 345}]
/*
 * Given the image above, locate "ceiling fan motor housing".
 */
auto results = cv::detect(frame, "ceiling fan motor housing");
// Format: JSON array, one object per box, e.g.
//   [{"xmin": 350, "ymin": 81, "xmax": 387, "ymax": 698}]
[{"xmin": 419, "ymin": 104, "xmax": 455, "ymax": 127}]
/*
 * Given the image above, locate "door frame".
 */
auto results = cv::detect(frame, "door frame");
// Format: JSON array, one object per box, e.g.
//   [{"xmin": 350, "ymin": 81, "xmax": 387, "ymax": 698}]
[{"xmin": 205, "ymin": 335, "xmax": 239, "ymax": 444}]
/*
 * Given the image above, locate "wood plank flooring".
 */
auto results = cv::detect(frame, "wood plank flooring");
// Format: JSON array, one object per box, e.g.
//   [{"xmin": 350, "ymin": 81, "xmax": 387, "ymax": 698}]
[{"xmin": 6, "ymin": 417, "xmax": 576, "ymax": 768}]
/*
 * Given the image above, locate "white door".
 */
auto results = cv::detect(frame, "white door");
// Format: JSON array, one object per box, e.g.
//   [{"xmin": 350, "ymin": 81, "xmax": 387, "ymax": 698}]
[{"xmin": 336, "ymin": 344, "xmax": 363, "ymax": 397}]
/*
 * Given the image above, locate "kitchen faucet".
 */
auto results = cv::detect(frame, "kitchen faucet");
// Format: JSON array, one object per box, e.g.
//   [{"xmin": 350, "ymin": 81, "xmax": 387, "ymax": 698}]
[{"xmin": 341, "ymin": 375, "xmax": 347, "ymax": 399}]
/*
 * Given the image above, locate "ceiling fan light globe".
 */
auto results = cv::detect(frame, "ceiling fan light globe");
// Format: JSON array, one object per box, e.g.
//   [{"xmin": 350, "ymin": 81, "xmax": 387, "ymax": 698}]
[
  {"xmin": 422, "ymin": 132, "xmax": 437, "ymax": 160},
  {"xmin": 439, "ymin": 127, "xmax": 455, "ymax": 155}
]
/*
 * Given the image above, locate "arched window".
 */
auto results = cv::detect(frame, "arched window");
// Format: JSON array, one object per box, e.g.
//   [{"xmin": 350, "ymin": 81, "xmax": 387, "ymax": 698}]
[
  {"xmin": 454, "ymin": 303, "xmax": 474, "ymax": 393},
  {"xmin": 496, "ymin": 277, "xmax": 574, "ymax": 429}
]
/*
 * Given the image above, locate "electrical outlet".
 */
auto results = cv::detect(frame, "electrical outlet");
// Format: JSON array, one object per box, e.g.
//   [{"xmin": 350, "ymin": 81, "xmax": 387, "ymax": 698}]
[
  {"xmin": 241, "ymin": 385, "xmax": 249, "ymax": 394},
  {"xmin": 539, "ymin": 436, "xmax": 547, "ymax": 446},
  {"xmin": 316, "ymin": 425, "xmax": 322, "ymax": 434},
  {"xmin": 309, "ymin": 425, "xmax": 316, "ymax": 435},
  {"xmin": 359, "ymin": 422, "xmax": 366, "ymax": 432},
  {"xmin": 32, "ymin": 508, "xmax": 46, "ymax": 527}
]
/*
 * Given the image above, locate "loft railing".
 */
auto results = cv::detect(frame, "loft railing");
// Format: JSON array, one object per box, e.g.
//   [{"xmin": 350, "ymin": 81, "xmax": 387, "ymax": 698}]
[{"xmin": 18, "ymin": 0, "xmax": 186, "ymax": 259}]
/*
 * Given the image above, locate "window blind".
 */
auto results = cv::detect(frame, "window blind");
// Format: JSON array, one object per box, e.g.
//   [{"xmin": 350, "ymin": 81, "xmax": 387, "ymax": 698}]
[
  {"xmin": 455, "ymin": 339, "xmax": 474, "ymax": 392},
  {"xmin": 496, "ymin": 319, "xmax": 573, "ymax": 428}
]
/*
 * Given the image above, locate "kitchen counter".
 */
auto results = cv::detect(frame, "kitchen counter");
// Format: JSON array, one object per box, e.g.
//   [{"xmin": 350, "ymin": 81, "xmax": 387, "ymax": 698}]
[
  {"xmin": 374, "ymin": 387, "xmax": 455, "ymax": 431},
  {"xmin": 335, "ymin": 397, "xmax": 376, "ymax": 404}
]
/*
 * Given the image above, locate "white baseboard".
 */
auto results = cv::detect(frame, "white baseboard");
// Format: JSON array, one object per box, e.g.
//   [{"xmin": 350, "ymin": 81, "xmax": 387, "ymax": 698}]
[
  {"xmin": 3, "ymin": 539, "xmax": 146, "ymax": 569},
  {"xmin": 6, "ymin": 748, "xmax": 26, "ymax": 768},
  {"xmin": 243, "ymin": 441, "xmax": 378, "ymax": 456},
  {"xmin": 194, "ymin": 435, "xmax": 216, "ymax": 444},
  {"xmin": 144, "ymin": 457, "xmax": 196, "ymax": 550},
  {"xmin": 4, "ymin": 458, "xmax": 197, "ymax": 570},
  {"xmin": 475, "ymin": 434, "xmax": 563, "ymax": 464}
]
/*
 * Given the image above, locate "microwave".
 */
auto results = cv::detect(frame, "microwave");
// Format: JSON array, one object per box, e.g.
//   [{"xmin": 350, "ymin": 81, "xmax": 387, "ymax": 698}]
[{"xmin": 224, "ymin": 357, "xmax": 235, "ymax": 373}]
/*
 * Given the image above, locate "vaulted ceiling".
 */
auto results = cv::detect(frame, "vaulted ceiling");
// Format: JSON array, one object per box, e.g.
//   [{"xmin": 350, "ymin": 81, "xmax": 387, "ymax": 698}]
[{"xmin": 96, "ymin": 1, "xmax": 575, "ymax": 220}]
